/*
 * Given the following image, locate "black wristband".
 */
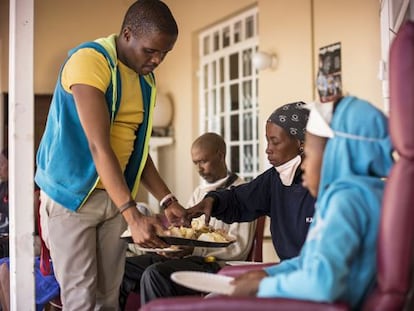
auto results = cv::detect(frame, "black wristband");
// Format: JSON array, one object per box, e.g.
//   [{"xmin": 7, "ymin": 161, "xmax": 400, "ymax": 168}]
[
  {"xmin": 161, "ymin": 196, "xmax": 178, "ymax": 209},
  {"xmin": 118, "ymin": 200, "xmax": 136, "ymax": 214}
]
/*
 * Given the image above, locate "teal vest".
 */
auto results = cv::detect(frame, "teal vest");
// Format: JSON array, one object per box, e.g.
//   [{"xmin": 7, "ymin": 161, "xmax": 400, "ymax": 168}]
[{"xmin": 35, "ymin": 35, "xmax": 156, "ymax": 211}]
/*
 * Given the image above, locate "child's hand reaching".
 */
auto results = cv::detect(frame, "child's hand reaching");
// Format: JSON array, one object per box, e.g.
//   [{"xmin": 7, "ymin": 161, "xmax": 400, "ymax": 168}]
[{"xmin": 230, "ymin": 270, "xmax": 268, "ymax": 297}]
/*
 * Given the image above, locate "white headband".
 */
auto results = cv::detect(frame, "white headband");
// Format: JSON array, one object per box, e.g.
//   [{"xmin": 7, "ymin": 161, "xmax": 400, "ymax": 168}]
[{"xmin": 305, "ymin": 102, "xmax": 334, "ymax": 138}]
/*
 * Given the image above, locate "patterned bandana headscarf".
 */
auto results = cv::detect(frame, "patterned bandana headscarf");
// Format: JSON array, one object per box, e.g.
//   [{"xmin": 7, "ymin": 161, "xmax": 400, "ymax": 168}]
[{"xmin": 267, "ymin": 101, "xmax": 310, "ymax": 143}]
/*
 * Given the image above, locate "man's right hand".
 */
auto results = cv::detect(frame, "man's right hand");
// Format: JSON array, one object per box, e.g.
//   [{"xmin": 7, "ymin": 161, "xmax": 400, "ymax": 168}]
[
  {"xmin": 127, "ymin": 212, "xmax": 170, "ymax": 249},
  {"xmin": 185, "ymin": 196, "xmax": 215, "ymax": 226}
]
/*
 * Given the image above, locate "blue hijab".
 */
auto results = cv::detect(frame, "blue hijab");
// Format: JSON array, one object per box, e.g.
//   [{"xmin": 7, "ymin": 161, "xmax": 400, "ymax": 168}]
[{"xmin": 319, "ymin": 96, "xmax": 393, "ymax": 197}]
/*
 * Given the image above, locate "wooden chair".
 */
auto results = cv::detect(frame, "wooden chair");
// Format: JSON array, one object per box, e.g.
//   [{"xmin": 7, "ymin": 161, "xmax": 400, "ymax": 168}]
[{"xmin": 245, "ymin": 216, "xmax": 266, "ymax": 262}]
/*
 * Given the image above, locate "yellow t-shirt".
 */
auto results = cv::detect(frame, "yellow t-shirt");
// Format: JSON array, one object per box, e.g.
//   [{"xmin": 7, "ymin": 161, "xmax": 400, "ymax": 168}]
[{"xmin": 62, "ymin": 48, "xmax": 144, "ymax": 188}]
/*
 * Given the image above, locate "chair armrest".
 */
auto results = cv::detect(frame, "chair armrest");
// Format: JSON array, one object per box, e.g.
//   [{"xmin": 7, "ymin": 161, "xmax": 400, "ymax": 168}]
[
  {"xmin": 218, "ymin": 262, "xmax": 275, "ymax": 277},
  {"xmin": 140, "ymin": 296, "xmax": 350, "ymax": 311}
]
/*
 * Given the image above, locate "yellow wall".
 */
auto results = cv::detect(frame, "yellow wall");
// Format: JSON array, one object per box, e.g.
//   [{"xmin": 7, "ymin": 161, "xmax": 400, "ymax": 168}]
[
  {"xmin": 2, "ymin": 1, "xmax": 132, "ymax": 92},
  {"xmin": 0, "ymin": 0, "xmax": 381, "ymax": 216},
  {"xmin": 313, "ymin": 0, "xmax": 382, "ymax": 106},
  {"xmin": 257, "ymin": 0, "xmax": 314, "ymax": 167},
  {"xmin": 159, "ymin": 0, "xmax": 256, "ymax": 206}
]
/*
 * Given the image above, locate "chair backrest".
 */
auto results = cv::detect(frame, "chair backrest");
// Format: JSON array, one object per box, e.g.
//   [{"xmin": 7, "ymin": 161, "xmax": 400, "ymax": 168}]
[
  {"xmin": 246, "ymin": 216, "xmax": 266, "ymax": 262},
  {"xmin": 362, "ymin": 20, "xmax": 414, "ymax": 311}
]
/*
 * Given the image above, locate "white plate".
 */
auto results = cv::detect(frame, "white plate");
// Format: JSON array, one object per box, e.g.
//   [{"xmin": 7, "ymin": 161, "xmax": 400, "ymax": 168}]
[
  {"xmin": 133, "ymin": 246, "xmax": 181, "ymax": 253},
  {"xmin": 171, "ymin": 271, "xmax": 235, "ymax": 295},
  {"xmin": 225, "ymin": 261, "xmax": 265, "ymax": 266}
]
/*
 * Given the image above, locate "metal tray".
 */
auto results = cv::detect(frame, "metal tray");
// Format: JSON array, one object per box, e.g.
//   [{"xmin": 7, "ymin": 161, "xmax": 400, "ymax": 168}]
[
  {"xmin": 121, "ymin": 235, "xmax": 235, "ymax": 248},
  {"xmin": 158, "ymin": 236, "xmax": 235, "ymax": 247}
]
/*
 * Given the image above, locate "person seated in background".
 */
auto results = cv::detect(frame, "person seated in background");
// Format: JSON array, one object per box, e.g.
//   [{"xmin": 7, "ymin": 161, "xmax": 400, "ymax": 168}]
[
  {"xmin": 0, "ymin": 186, "xmax": 59, "ymax": 311},
  {"xmin": 0, "ymin": 148, "xmax": 9, "ymax": 258},
  {"xmin": 0, "ymin": 257, "xmax": 59, "ymax": 311},
  {"xmin": 228, "ymin": 96, "xmax": 394, "ymax": 310},
  {"xmin": 187, "ymin": 102, "xmax": 316, "ymax": 262},
  {"xmin": 119, "ymin": 132, "xmax": 254, "ymax": 308}
]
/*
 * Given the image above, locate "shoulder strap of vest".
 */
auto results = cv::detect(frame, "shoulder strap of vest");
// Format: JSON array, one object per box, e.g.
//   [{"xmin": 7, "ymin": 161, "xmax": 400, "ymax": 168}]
[
  {"xmin": 68, "ymin": 41, "xmax": 121, "ymax": 119},
  {"xmin": 69, "ymin": 41, "xmax": 115, "ymax": 67}
]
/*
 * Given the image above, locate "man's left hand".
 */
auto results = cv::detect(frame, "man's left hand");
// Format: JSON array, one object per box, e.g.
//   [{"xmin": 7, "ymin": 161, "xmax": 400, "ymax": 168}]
[{"xmin": 164, "ymin": 201, "xmax": 190, "ymax": 227}]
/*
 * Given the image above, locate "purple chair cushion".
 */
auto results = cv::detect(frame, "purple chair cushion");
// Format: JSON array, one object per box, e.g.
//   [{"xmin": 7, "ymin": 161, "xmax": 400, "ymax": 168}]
[
  {"xmin": 389, "ymin": 20, "xmax": 414, "ymax": 157},
  {"xmin": 140, "ymin": 296, "xmax": 349, "ymax": 311},
  {"xmin": 362, "ymin": 20, "xmax": 414, "ymax": 311}
]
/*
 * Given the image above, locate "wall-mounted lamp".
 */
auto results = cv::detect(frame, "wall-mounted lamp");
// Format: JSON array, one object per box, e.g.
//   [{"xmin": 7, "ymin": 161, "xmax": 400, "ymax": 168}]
[
  {"xmin": 252, "ymin": 51, "xmax": 278, "ymax": 71},
  {"xmin": 152, "ymin": 92, "xmax": 174, "ymax": 136}
]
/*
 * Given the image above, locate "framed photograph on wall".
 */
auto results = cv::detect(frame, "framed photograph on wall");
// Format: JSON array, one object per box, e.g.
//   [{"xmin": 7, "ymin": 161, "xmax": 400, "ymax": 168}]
[{"xmin": 316, "ymin": 42, "xmax": 342, "ymax": 103}]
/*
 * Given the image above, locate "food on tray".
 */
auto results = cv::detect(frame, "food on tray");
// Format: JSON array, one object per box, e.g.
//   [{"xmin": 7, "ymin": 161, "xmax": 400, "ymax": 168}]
[
  {"xmin": 163, "ymin": 219, "xmax": 233, "ymax": 243},
  {"xmin": 198, "ymin": 232, "xmax": 228, "ymax": 243}
]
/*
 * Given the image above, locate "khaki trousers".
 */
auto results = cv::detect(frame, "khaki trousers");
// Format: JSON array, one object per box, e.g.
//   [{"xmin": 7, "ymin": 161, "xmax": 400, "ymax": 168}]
[{"xmin": 40, "ymin": 189, "xmax": 127, "ymax": 311}]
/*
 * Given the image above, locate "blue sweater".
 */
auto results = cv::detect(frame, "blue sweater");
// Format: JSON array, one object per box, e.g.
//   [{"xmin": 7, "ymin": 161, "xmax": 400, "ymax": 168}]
[{"xmin": 207, "ymin": 168, "xmax": 315, "ymax": 260}]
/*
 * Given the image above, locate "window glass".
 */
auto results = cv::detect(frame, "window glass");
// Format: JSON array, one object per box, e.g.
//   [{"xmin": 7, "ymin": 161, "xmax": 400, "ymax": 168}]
[{"xmin": 198, "ymin": 8, "xmax": 259, "ymax": 180}]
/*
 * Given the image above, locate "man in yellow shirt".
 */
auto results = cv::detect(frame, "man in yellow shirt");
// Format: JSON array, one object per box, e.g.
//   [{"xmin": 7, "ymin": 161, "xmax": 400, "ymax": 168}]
[{"xmin": 35, "ymin": 1, "xmax": 186, "ymax": 309}]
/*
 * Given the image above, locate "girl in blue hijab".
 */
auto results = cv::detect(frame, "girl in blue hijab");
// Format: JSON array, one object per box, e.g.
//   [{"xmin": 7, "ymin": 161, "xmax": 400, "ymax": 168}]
[{"xmin": 230, "ymin": 96, "xmax": 394, "ymax": 310}]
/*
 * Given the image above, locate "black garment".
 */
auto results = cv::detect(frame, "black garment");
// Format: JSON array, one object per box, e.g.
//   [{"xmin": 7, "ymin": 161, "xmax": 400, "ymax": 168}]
[
  {"xmin": 0, "ymin": 181, "xmax": 8, "ymax": 233},
  {"xmin": 206, "ymin": 167, "xmax": 315, "ymax": 260},
  {"xmin": 0, "ymin": 181, "xmax": 9, "ymax": 258},
  {"xmin": 120, "ymin": 254, "xmax": 220, "ymax": 309}
]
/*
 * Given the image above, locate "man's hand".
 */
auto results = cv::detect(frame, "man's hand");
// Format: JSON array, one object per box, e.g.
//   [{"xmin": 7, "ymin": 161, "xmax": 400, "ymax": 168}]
[
  {"xmin": 230, "ymin": 270, "xmax": 268, "ymax": 297},
  {"xmin": 185, "ymin": 196, "xmax": 215, "ymax": 226},
  {"xmin": 128, "ymin": 212, "xmax": 170, "ymax": 249},
  {"xmin": 164, "ymin": 201, "xmax": 189, "ymax": 227}
]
